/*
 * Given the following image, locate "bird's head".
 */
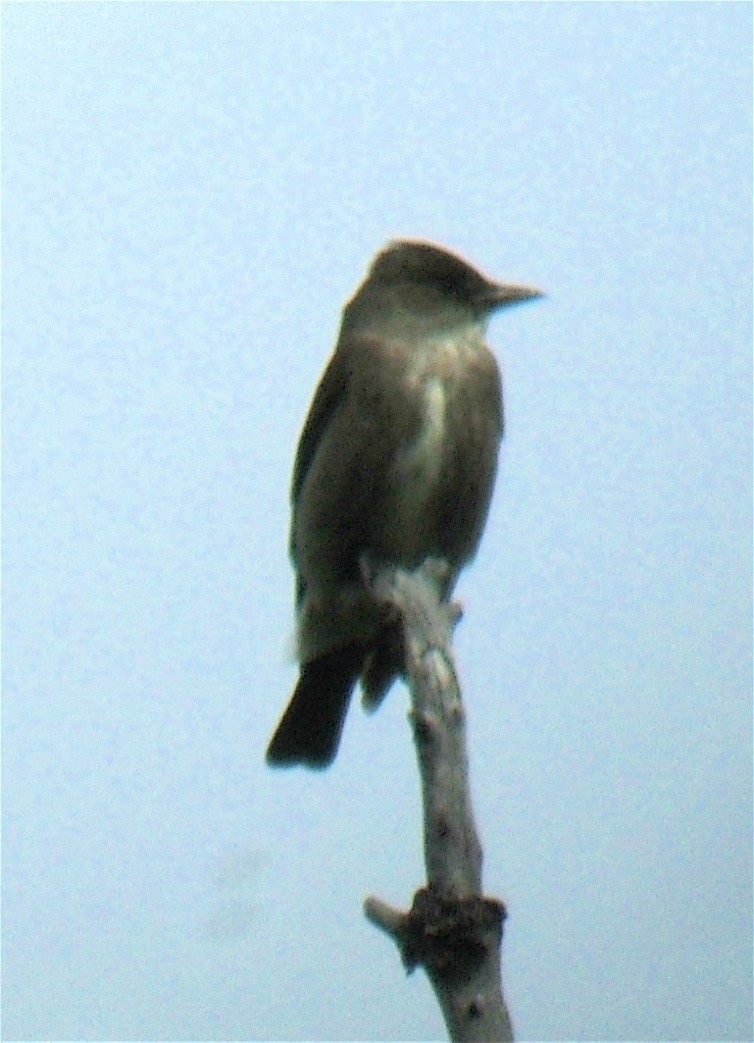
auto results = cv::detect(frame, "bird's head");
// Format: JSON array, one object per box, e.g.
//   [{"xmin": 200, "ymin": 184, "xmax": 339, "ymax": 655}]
[{"xmin": 367, "ymin": 239, "xmax": 544, "ymax": 318}]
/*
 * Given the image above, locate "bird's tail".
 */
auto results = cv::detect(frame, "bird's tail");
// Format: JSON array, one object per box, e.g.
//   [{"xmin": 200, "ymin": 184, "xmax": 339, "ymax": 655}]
[{"xmin": 266, "ymin": 645, "xmax": 363, "ymax": 769}]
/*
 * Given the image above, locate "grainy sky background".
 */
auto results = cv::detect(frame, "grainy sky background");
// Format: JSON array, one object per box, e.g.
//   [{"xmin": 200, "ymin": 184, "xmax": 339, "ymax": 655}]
[{"xmin": 2, "ymin": 4, "xmax": 752, "ymax": 1041}]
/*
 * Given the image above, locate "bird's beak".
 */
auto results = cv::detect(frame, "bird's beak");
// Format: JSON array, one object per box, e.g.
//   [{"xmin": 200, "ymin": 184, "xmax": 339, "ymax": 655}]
[{"xmin": 482, "ymin": 282, "xmax": 545, "ymax": 309}]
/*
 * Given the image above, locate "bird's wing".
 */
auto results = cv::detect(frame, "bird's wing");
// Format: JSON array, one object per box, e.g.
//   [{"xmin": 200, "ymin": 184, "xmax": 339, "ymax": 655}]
[
  {"xmin": 291, "ymin": 348, "xmax": 349, "ymax": 510},
  {"xmin": 288, "ymin": 334, "xmax": 398, "ymax": 589}
]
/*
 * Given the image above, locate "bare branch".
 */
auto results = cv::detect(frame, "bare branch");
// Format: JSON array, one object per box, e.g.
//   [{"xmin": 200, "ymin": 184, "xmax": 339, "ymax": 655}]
[{"xmin": 363, "ymin": 560, "xmax": 514, "ymax": 1043}]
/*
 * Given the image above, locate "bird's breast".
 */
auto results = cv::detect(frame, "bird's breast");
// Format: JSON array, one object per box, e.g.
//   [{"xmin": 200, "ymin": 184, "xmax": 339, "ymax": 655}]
[
  {"xmin": 394, "ymin": 332, "xmax": 484, "ymax": 476},
  {"xmin": 394, "ymin": 374, "xmax": 447, "ymax": 501},
  {"xmin": 380, "ymin": 333, "xmax": 498, "ymax": 563}
]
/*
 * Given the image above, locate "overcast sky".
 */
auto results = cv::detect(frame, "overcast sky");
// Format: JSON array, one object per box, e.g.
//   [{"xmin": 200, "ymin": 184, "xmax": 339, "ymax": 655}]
[{"xmin": 2, "ymin": 4, "xmax": 752, "ymax": 1042}]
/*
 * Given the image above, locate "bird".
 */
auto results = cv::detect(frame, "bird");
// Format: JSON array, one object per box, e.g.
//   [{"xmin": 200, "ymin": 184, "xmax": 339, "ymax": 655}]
[{"xmin": 266, "ymin": 239, "xmax": 542, "ymax": 768}]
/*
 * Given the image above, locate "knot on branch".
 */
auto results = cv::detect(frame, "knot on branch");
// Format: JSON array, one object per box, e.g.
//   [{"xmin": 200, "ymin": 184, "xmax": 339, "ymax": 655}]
[{"xmin": 399, "ymin": 886, "xmax": 506, "ymax": 980}]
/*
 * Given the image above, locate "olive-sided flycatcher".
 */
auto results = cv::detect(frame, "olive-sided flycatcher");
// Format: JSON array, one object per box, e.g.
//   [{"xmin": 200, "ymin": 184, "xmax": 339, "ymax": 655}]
[{"xmin": 266, "ymin": 239, "xmax": 542, "ymax": 768}]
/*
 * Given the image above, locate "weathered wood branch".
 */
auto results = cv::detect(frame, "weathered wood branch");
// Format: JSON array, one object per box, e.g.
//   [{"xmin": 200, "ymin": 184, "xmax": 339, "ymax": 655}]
[{"xmin": 363, "ymin": 559, "xmax": 513, "ymax": 1043}]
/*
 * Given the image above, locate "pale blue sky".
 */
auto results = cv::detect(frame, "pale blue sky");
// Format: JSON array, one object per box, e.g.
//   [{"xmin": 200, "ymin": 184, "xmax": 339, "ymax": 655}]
[{"xmin": 2, "ymin": 4, "xmax": 752, "ymax": 1041}]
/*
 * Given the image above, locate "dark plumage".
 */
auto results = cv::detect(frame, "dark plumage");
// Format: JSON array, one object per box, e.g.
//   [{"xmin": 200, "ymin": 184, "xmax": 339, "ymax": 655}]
[{"xmin": 266, "ymin": 240, "xmax": 542, "ymax": 768}]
